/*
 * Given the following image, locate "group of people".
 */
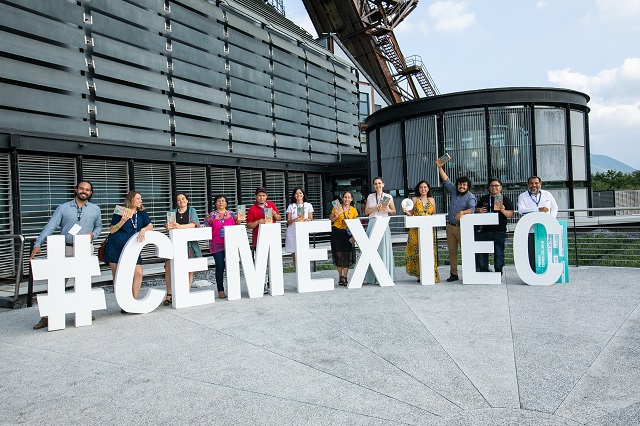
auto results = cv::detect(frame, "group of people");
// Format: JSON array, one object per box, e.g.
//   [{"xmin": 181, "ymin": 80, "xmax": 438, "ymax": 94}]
[
  {"xmin": 436, "ymin": 158, "xmax": 558, "ymax": 282},
  {"xmin": 30, "ymin": 167, "xmax": 559, "ymax": 329}
]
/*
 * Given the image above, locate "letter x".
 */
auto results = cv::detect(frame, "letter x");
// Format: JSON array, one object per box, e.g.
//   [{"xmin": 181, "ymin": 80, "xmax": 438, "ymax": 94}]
[{"xmin": 346, "ymin": 217, "xmax": 394, "ymax": 288}]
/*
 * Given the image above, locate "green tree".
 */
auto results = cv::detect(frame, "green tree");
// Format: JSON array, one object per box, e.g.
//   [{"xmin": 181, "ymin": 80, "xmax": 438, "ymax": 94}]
[{"xmin": 592, "ymin": 170, "xmax": 640, "ymax": 190}]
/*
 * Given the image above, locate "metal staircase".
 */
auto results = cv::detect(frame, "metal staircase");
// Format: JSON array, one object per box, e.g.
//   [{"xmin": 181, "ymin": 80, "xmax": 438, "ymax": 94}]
[{"xmin": 362, "ymin": 0, "xmax": 439, "ymax": 100}]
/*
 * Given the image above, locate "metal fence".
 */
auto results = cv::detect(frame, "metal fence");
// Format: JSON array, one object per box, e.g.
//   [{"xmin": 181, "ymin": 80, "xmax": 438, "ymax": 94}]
[
  {"xmin": 1, "ymin": 207, "xmax": 638, "ymax": 307},
  {"xmin": 382, "ymin": 207, "xmax": 640, "ymax": 268}
]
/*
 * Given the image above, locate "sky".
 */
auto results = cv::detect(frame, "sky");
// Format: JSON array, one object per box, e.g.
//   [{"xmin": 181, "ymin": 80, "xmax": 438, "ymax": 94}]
[{"xmin": 281, "ymin": 0, "xmax": 640, "ymax": 170}]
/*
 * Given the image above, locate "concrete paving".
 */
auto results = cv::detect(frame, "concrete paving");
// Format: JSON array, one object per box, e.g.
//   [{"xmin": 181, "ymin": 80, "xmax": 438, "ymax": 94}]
[{"xmin": 1, "ymin": 265, "xmax": 640, "ymax": 425}]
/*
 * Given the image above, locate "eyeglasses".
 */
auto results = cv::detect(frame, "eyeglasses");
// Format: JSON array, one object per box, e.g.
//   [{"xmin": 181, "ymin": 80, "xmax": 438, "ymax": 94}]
[{"xmin": 489, "ymin": 184, "xmax": 501, "ymax": 187}]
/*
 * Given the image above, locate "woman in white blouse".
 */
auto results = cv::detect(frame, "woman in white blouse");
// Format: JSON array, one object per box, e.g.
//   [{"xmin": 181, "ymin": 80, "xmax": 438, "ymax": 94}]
[
  {"xmin": 363, "ymin": 177, "xmax": 396, "ymax": 283},
  {"xmin": 285, "ymin": 186, "xmax": 314, "ymax": 268}
]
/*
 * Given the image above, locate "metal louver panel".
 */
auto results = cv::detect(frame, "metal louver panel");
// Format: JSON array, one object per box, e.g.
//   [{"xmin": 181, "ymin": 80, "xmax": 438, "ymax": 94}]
[
  {"xmin": 240, "ymin": 168, "xmax": 263, "ymax": 241},
  {"xmin": 81, "ymin": 158, "xmax": 130, "ymax": 252},
  {"xmin": 211, "ymin": 168, "xmax": 238, "ymax": 210},
  {"xmin": 18, "ymin": 155, "xmax": 76, "ymax": 273},
  {"xmin": 406, "ymin": 116, "xmax": 439, "ymax": 188},
  {"xmin": 265, "ymin": 171, "xmax": 286, "ymax": 215},
  {"xmin": 240, "ymin": 169, "xmax": 263, "ymax": 206},
  {"xmin": 0, "ymin": 153, "xmax": 14, "ymax": 278},
  {"xmin": 175, "ymin": 164, "xmax": 208, "ymax": 253},
  {"xmin": 175, "ymin": 165, "xmax": 207, "ymax": 220},
  {"xmin": 443, "ymin": 109, "xmax": 487, "ymax": 186},
  {"xmin": 266, "ymin": 171, "xmax": 286, "ymax": 241},
  {"xmin": 133, "ymin": 162, "xmax": 171, "ymax": 260},
  {"xmin": 287, "ymin": 172, "xmax": 304, "ymax": 199},
  {"xmin": 489, "ymin": 107, "xmax": 532, "ymax": 184},
  {"xmin": 306, "ymin": 173, "xmax": 323, "ymax": 218}
]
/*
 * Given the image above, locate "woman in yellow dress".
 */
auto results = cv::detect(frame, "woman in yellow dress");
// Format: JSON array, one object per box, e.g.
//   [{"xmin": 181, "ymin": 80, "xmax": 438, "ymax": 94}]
[{"xmin": 403, "ymin": 180, "xmax": 440, "ymax": 282}]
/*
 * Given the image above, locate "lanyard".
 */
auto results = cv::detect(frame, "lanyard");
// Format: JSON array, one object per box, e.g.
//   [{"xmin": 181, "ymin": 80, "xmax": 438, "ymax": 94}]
[
  {"xmin": 528, "ymin": 191, "xmax": 541, "ymax": 206},
  {"xmin": 75, "ymin": 203, "xmax": 83, "ymax": 223},
  {"xmin": 343, "ymin": 206, "xmax": 350, "ymax": 221}
]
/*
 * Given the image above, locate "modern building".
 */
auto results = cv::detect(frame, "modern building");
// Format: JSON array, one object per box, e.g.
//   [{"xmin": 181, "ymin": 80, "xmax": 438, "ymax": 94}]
[
  {"xmin": 364, "ymin": 87, "xmax": 591, "ymax": 218},
  {"xmin": 0, "ymin": 0, "xmax": 370, "ymax": 277}
]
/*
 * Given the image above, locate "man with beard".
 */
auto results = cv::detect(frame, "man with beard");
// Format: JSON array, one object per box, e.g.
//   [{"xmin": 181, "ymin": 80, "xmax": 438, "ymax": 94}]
[
  {"xmin": 437, "ymin": 159, "xmax": 476, "ymax": 282},
  {"xmin": 30, "ymin": 181, "xmax": 102, "ymax": 330},
  {"xmin": 517, "ymin": 176, "xmax": 558, "ymax": 271},
  {"xmin": 475, "ymin": 179, "xmax": 514, "ymax": 282}
]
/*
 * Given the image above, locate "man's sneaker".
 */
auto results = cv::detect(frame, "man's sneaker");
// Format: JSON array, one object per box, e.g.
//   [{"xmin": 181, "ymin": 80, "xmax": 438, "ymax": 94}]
[
  {"xmin": 33, "ymin": 317, "xmax": 48, "ymax": 330},
  {"xmin": 500, "ymin": 270, "xmax": 506, "ymax": 284},
  {"xmin": 263, "ymin": 283, "xmax": 269, "ymax": 294},
  {"xmin": 446, "ymin": 274, "xmax": 459, "ymax": 282}
]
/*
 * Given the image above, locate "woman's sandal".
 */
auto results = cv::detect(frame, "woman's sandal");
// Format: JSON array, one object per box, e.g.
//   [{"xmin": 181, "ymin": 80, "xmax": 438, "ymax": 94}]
[
  {"xmin": 338, "ymin": 276, "xmax": 347, "ymax": 286},
  {"xmin": 163, "ymin": 294, "xmax": 172, "ymax": 306}
]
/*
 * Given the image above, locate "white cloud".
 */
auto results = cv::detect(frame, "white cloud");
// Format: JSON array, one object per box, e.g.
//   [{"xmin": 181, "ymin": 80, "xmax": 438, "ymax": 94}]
[
  {"xmin": 395, "ymin": 17, "xmax": 430, "ymax": 35},
  {"xmin": 594, "ymin": 0, "xmax": 640, "ymax": 22},
  {"xmin": 548, "ymin": 58, "xmax": 640, "ymax": 168},
  {"xmin": 548, "ymin": 58, "xmax": 640, "ymax": 111},
  {"xmin": 428, "ymin": 1, "xmax": 475, "ymax": 32}
]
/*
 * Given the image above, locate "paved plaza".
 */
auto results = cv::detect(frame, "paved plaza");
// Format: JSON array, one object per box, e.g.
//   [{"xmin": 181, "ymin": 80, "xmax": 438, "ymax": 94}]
[{"xmin": 1, "ymin": 265, "xmax": 640, "ymax": 425}]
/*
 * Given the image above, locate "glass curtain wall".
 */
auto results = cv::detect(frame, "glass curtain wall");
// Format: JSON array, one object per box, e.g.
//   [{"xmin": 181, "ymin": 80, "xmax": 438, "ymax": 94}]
[
  {"xmin": 535, "ymin": 107, "xmax": 568, "ymax": 181},
  {"xmin": 570, "ymin": 110, "xmax": 587, "ymax": 181},
  {"xmin": 379, "ymin": 122, "xmax": 403, "ymax": 191},
  {"xmin": 405, "ymin": 116, "xmax": 439, "ymax": 190},
  {"xmin": 488, "ymin": 107, "xmax": 532, "ymax": 183},
  {"xmin": 442, "ymin": 109, "xmax": 487, "ymax": 186}
]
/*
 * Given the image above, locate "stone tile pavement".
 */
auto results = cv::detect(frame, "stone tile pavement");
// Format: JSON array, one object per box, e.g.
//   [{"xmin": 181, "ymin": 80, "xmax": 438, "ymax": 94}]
[{"xmin": 1, "ymin": 265, "xmax": 639, "ymax": 425}]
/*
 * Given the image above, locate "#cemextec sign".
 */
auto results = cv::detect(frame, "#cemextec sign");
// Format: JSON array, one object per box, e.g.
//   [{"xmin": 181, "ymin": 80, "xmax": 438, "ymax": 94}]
[{"xmin": 31, "ymin": 212, "xmax": 566, "ymax": 331}]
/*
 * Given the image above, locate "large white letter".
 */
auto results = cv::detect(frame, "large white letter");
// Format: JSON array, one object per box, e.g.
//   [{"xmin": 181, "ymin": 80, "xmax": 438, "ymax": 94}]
[
  {"xmin": 115, "ymin": 231, "xmax": 173, "ymax": 313},
  {"xmin": 460, "ymin": 213, "xmax": 500, "ymax": 284},
  {"xmin": 294, "ymin": 220, "xmax": 333, "ymax": 293},
  {"xmin": 225, "ymin": 223, "xmax": 284, "ymax": 300},
  {"xmin": 513, "ymin": 213, "xmax": 563, "ymax": 285},
  {"xmin": 405, "ymin": 214, "xmax": 446, "ymax": 285},
  {"xmin": 347, "ymin": 217, "xmax": 393, "ymax": 288},
  {"xmin": 32, "ymin": 234, "xmax": 105, "ymax": 331},
  {"xmin": 170, "ymin": 227, "xmax": 213, "ymax": 309}
]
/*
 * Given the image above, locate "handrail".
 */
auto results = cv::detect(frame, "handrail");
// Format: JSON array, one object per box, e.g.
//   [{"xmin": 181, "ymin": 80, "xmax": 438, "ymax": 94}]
[
  {"xmin": 13, "ymin": 208, "xmax": 640, "ymax": 305},
  {"xmin": 0, "ymin": 234, "xmax": 25, "ymax": 306}
]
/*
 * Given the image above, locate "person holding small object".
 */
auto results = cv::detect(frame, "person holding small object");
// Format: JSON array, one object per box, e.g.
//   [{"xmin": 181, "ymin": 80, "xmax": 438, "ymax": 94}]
[
  {"xmin": 436, "ymin": 158, "xmax": 476, "ymax": 282},
  {"xmin": 285, "ymin": 187, "xmax": 314, "ymax": 269},
  {"xmin": 475, "ymin": 179, "xmax": 514, "ymax": 280},
  {"xmin": 30, "ymin": 181, "xmax": 102, "ymax": 330},
  {"xmin": 163, "ymin": 193, "xmax": 202, "ymax": 306},
  {"xmin": 330, "ymin": 191, "xmax": 358, "ymax": 286},
  {"xmin": 517, "ymin": 176, "xmax": 558, "ymax": 270},
  {"xmin": 103, "ymin": 191, "xmax": 153, "ymax": 309},
  {"xmin": 403, "ymin": 180, "xmax": 440, "ymax": 283},
  {"xmin": 363, "ymin": 177, "xmax": 396, "ymax": 284},
  {"xmin": 205, "ymin": 194, "xmax": 242, "ymax": 300},
  {"xmin": 247, "ymin": 187, "xmax": 282, "ymax": 294}
]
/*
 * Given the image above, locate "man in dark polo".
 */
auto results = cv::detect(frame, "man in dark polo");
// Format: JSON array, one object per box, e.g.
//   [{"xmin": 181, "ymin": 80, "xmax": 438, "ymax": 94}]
[{"xmin": 475, "ymin": 178, "xmax": 514, "ymax": 282}]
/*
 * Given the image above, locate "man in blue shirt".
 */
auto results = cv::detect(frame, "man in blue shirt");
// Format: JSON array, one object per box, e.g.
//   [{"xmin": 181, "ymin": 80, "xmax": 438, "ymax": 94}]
[
  {"xmin": 437, "ymin": 159, "xmax": 477, "ymax": 282},
  {"xmin": 30, "ymin": 181, "xmax": 102, "ymax": 329}
]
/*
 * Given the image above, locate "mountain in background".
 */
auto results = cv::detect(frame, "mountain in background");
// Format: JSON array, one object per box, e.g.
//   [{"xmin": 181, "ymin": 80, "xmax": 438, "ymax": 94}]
[{"xmin": 590, "ymin": 154, "xmax": 637, "ymax": 174}]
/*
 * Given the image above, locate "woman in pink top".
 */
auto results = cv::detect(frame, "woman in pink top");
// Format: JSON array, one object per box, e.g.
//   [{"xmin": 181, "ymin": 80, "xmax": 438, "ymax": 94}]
[{"xmin": 205, "ymin": 195, "xmax": 242, "ymax": 299}]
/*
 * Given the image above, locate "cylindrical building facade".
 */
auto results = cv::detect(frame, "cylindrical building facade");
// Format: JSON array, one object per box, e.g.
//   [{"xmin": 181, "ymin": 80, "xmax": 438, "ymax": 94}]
[{"xmin": 365, "ymin": 87, "xmax": 591, "ymax": 217}]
